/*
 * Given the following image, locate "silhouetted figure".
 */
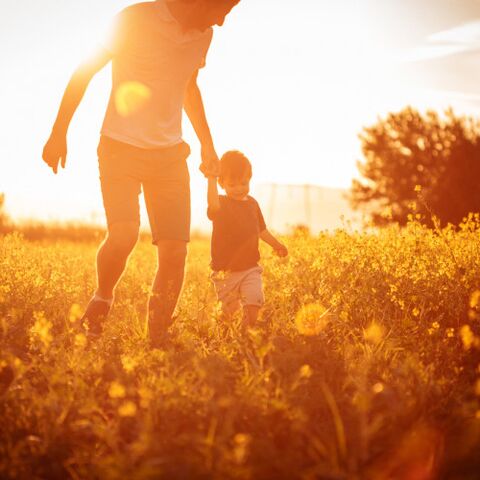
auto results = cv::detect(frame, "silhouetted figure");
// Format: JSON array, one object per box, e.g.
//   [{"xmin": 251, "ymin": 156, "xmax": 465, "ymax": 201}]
[
  {"xmin": 42, "ymin": 0, "xmax": 240, "ymax": 347},
  {"xmin": 207, "ymin": 151, "xmax": 288, "ymax": 328}
]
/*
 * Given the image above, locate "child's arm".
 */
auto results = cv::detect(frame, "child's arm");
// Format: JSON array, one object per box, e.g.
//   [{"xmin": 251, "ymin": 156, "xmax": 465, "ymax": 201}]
[
  {"xmin": 207, "ymin": 177, "xmax": 221, "ymax": 213},
  {"xmin": 259, "ymin": 229, "xmax": 288, "ymax": 257}
]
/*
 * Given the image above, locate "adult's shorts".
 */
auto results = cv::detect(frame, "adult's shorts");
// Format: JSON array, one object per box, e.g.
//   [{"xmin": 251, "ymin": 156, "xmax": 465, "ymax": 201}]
[{"xmin": 97, "ymin": 135, "xmax": 191, "ymax": 243}]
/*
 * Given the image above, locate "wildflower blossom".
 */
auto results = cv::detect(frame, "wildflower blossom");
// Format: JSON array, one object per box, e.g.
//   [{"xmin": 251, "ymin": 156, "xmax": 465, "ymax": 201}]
[
  {"xmin": 29, "ymin": 312, "xmax": 53, "ymax": 350},
  {"xmin": 460, "ymin": 325, "xmax": 475, "ymax": 350},
  {"xmin": 233, "ymin": 433, "xmax": 251, "ymax": 465},
  {"xmin": 470, "ymin": 290, "xmax": 480, "ymax": 309},
  {"xmin": 69, "ymin": 303, "xmax": 83, "ymax": 323},
  {"xmin": 109, "ymin": 381, "xmax": 126, "ymax": 399},
  {"xmin": 74, "ymin": 333, "xmax": 87, "ymax": 348},
  {"xmin": 299, "ymin": 364, "xmax": 313, "ymax": 379},
  {"xmin": 121, "ymin": 355, "xmax": 138, "ymax": 373},
  {"xmin": 295, "ymin": 303, "xmax": 330, "ymax": 336},
  {"xmin": 372, "ymin": 383, "xmax": 384, "ymax": 394},
  {"xmin": 364, "ymin": 322, "xmax": 384, "ymax": 344},
  {"xmin": 118, "ymin": 401, "xmax": 137, "ymax": 417}
]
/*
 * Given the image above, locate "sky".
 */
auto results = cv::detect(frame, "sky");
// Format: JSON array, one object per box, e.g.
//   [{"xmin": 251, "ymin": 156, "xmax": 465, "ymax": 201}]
[{"xmin": 1, "ymin": 0, "xmax": 480, "ymax": 228}]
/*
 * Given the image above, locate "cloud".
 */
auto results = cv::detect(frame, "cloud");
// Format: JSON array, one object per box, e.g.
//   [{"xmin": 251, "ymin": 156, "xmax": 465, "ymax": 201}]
[
  {"xmin": 428, "ymin": 20, "xmax": 480, "ymax": 44},
  {"xmin": 400, "ymin": 19, "xmax": 480, "ymax": 62}
]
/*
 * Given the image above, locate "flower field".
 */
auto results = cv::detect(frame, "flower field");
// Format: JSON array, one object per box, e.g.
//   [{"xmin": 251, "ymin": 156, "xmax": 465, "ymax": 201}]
[{"xmin": 1, "ymin": 218, "xmax": 480, "ymax": 479}]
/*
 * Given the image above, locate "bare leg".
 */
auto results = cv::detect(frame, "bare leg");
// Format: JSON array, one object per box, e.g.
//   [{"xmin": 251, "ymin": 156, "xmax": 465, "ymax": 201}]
[
  {"xmin": 243, "ymin": 305, "xmax": 260, "ymax": 329},
  {"xmin": 148, "ymin": 240, "xmax": 187, "ymax": 344},
  {"xmin": 81, "ymin": 221, "xmax": 138, "ymax": 337},
  {"xmin": 96, "ymin": 221, "xmax": 139, "ymax": 299}
]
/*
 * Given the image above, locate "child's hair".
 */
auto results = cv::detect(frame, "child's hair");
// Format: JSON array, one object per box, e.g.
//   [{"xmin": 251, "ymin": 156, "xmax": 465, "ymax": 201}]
[{"xmin": 219, "ymin": 150, "xmax": 252, "ymax": 185}]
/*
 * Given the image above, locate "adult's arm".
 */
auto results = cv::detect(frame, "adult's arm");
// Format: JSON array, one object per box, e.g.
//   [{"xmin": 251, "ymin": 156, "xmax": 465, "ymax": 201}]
[
  {"xmin": 42, "ymin": 47, "xmax": 112, "ymax": 174},
  {"xmin": 183, "ymin": 70, "xmax": 219, "ymax": 177}
]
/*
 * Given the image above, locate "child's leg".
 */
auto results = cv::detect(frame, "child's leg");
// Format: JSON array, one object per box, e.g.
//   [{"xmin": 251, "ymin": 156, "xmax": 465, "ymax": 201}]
[
  {"xmin": 211, "ymin": 270, "xmax": 242, "ymax": 320},
  {"xmin": 239, "ymin": 266, "xmax": 264, "ymax": 329},
  {"xmin": 222, "ymin": 299, "xmax": 242, "ymax": 318},
  {"xmin": 243, "ymin": 305, "xmax": 260, "ymax": 327}
]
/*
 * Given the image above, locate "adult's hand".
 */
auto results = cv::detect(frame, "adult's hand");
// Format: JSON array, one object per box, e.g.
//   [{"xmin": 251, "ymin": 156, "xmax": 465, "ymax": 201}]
[
  {"xmin": 42, "ymin": 133, "xmax": 67, "ymax": 174},
  {"xmin": 199, "ymin": 144, "xmax": 220, "ymax": 178}
]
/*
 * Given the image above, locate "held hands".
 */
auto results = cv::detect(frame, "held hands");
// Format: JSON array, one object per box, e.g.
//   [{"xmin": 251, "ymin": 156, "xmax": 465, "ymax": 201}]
[
  {"xmin": 274, "ymin": 243, "xmax": 288, "ymax": 258},
  {"xmin": 42, "ymin": 132, "xmax": 67, "ymax": 174},
  {"xmin": 199, "ymin": 144, "xmax": 220, "ymax": 178}
]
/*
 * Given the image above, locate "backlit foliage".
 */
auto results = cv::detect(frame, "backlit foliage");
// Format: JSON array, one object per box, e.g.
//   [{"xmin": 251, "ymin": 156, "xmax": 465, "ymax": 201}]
[
  {"xmin": 1, "ymin": 219, "xmax": 480, "ymax": 478},
  {"xmin": 351, "ymin": 107, "xmax": 480, "ymax": 226}
]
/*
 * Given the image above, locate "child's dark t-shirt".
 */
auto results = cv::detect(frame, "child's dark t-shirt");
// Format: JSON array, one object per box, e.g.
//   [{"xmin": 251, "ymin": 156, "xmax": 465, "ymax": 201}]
[{"xmin": 207, "ymin": 195, "xmax": 266, "ymax": 272}]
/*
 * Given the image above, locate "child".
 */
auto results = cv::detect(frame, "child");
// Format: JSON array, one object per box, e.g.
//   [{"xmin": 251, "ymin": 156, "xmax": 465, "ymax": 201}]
[{"xmin": 207, "ymin": 150, "xmax": 288, "ymax": 327}]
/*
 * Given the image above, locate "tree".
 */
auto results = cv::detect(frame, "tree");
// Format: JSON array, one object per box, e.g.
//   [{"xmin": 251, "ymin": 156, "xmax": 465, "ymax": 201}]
[{"xmin": 350, "ymin": 107, "xmax": 480, "ymax": 226}]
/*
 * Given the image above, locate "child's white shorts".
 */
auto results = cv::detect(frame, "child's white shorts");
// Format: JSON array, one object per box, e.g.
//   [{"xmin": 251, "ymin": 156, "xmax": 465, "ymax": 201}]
[{"xmin": 211, "ymin": 266, "xmax": 264, "ymax": 308}]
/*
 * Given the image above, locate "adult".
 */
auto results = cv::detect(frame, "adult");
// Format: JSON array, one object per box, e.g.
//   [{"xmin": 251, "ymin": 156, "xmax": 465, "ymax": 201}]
[{"xmin": 42, "ymin": 0, "xmax": 240, "ymax": 347}]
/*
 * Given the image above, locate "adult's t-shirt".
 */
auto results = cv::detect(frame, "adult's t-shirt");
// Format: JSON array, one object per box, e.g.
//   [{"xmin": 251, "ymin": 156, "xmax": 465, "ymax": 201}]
[
  {"xmin": 101, "ymin": 0, "xmax": 213, "ymax": 148},
  {"xmin": 207, "ymin": 196, "xmax": 267, "ymax": 272}
]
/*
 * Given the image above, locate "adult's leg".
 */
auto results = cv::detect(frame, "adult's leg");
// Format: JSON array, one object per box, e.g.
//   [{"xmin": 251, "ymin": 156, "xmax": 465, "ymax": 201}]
[
  {"xmin": 81, "ymin": 221, "xmax": 139, "ymax": 337},
  {"xmin": 148, "ymin": 239, "xmax": 187, "ymax": 344},
  {"xmin": 142, "ymin": 145, "xmax": 191, "ymax": 346},
  {"xmin": 96, "ymin": 221, "xmax": 139, "ymax": 299}
]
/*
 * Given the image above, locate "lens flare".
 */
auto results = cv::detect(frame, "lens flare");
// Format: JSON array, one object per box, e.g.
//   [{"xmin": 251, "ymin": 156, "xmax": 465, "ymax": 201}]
[{"xmin": 115, "ymin": 81, "xmax": 151, "ymax": 117}]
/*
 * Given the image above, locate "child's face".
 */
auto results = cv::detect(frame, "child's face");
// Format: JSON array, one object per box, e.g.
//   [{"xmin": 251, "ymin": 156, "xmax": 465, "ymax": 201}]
[{"xmin": 221, "ymin": 175, "xmax": 251, "ymax": 200}]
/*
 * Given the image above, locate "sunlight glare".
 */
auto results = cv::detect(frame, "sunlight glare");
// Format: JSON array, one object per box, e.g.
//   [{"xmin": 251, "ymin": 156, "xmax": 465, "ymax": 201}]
[{"xmin": 115, "ymin": 81, "xmax": 151, "ymax": 117}]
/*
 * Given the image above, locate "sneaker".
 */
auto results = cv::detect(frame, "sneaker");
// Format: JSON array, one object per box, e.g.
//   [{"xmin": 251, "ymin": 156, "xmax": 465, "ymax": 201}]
[{"xmin": 80, "ymin": 299, "xmax": 111, "ymax": 338}]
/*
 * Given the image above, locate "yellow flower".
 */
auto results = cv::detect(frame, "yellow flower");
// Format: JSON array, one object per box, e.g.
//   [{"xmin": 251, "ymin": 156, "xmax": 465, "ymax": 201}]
[
  {"xmin": 121, "ymin": 355, "xmax": 138, "ymax": 373},
  {"xmin": 460, "ymin": 325, "xmax": 475, "ymax": 350},
  {"xmin": 109, "ymin": 381, "xmax": 126, "ymax": 399},
  {"xmin": 74, "ymin": 333, "xmax": 87, "ymax": 348},
  {"xmin": 233, "ymin": 433, "xmax": 251, "ymax": 465},
  {"xmin": 295, "ymin": 303, "xmax": 330, "ymax": 336},
  {"xmin": 299, "ymin": 364, "xmax": 313, "ymax": 379},
  {"xmin": 118, "ymin": 401, "xmax": 137, "ymax": 417},
  {"xmin": 29, "ymin": 312, "xmax": 53, "ymax": 349},
  {"xmin": 412, "ymin": 307, "xmax": 420, "ymax": 317},
  {"xmin": 69, "ymin": 304, "xmax": 83, "ymax": 323},
  {"xmin": 414, "ymin": 184, "xmax": 422, "ymax": 192},
  {"xmin": 364, "ymin": 322, "xmax": 384, "ymax": 344},
  {"xmin": 234, "ymin": 433, "xmax": 251, "ymax": 445},
  {"xmin": 470, "ymin": 290, "xmax": 480, "ymax": 309},
  {"xmin": 372, "ymin": 383, "xmax": 384, "ymax": 394}
]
